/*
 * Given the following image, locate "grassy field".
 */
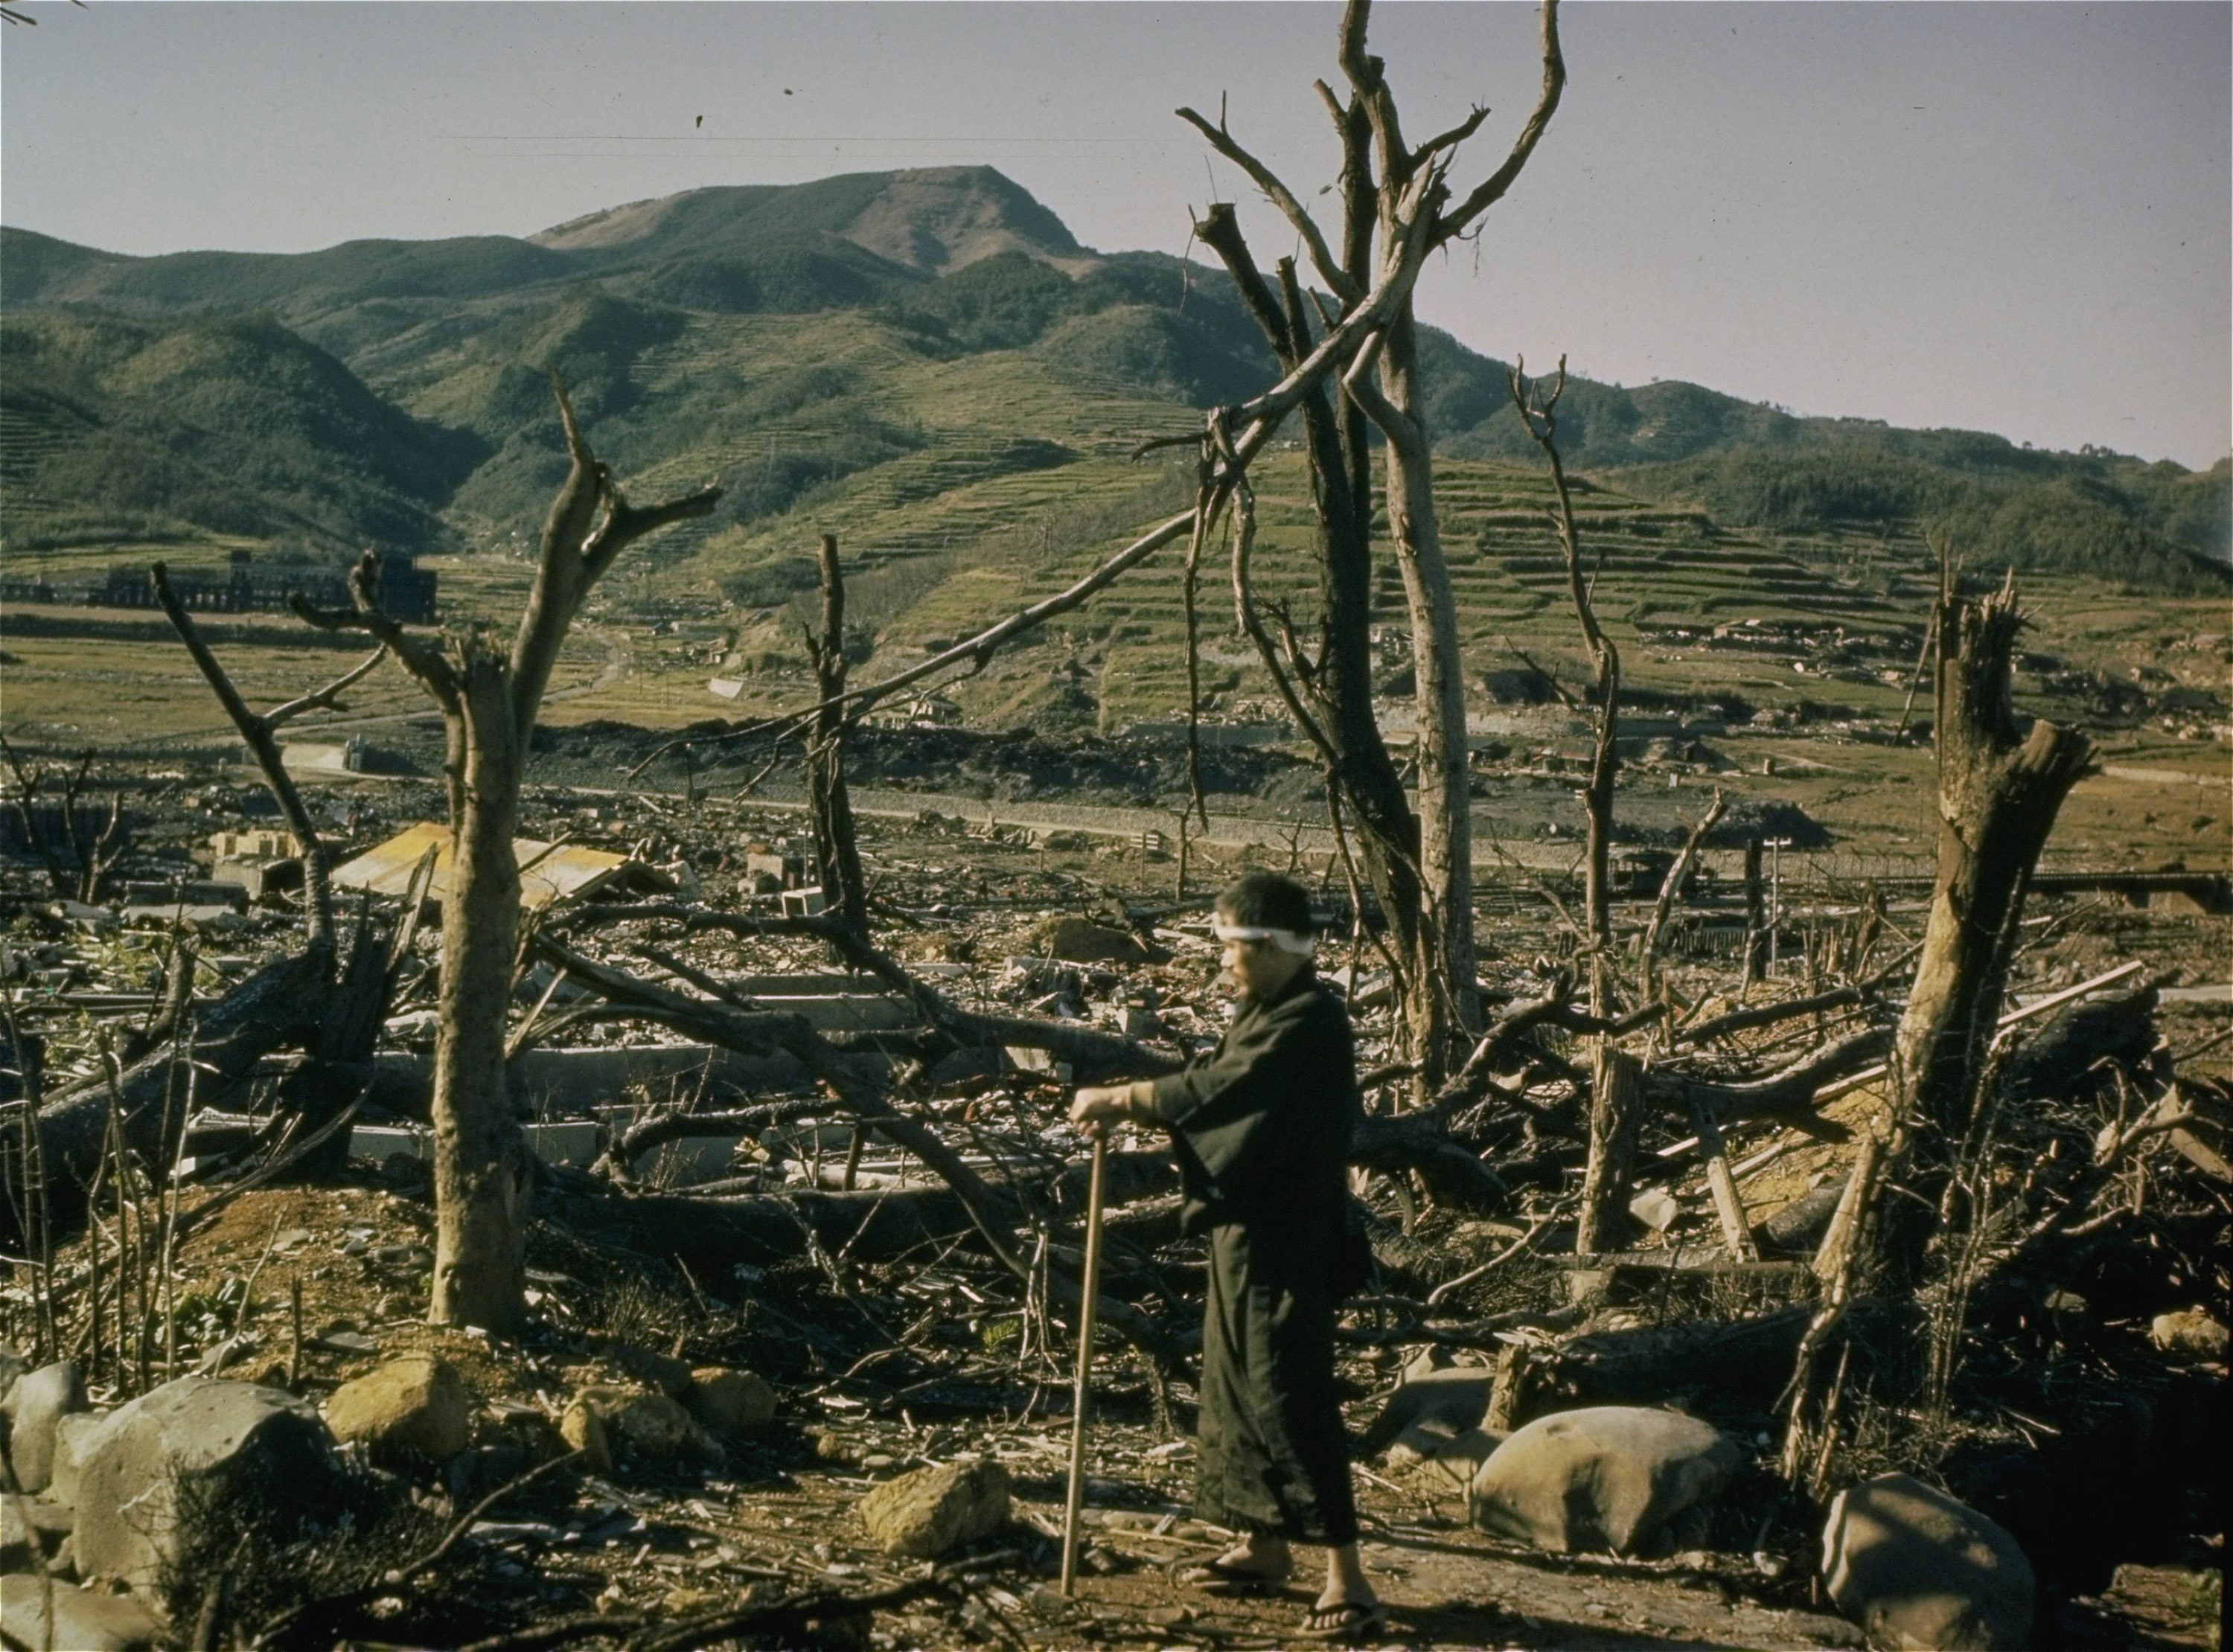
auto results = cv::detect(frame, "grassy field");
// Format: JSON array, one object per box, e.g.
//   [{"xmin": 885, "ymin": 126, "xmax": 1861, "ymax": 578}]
[{"xmin": 4, "ymin": 416, "xmax": 2224, "ymax": 879}]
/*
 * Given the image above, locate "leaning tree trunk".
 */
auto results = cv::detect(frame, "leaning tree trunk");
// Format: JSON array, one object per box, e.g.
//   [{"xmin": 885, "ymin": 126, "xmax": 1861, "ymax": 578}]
[{"xmin": 1875, "ymin": 572, "xmax": 2092, "ymax": 1282}]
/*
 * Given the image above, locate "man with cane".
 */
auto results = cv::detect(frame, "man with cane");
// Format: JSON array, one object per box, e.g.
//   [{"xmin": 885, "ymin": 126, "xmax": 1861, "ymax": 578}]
[{"xmin": 1070, "ymin": 871, "xmax": 1384, "ymax": 1642}]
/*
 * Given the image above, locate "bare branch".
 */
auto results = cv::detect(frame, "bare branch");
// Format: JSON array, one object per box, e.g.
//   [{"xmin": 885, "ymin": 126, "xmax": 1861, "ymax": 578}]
[
  {"xmin": 1229, "ymin": 481, "xmax": 1340, "ymax": 770},
  {"xmin": 1438, "ymin": 0, "xmax": 1566, "ymax": 246},
  {"xmin": 1176, "ymin": 106, "xmax": 1358, "ymax": 303},
  {"xmin": 151, "ymin": 563, "xmax": 334, "ymax": 950},
  {"xmin": 291, "ymin": 551, "xmax": 459, "ymax": 708},
  {"xmin": 265, "ymin": 647, "xmax": 387, "ymax": 729},
  {"xmin": 580, "ymin": 475, "xmax": 723, "ymax": 587},
  {"xmin": 1637, "ymin": 790, "xmax": 1728, "ymax": 999},
  {"xmin": 1412, "ymin": 103, "xmax": 1492, "ymax": 170}
]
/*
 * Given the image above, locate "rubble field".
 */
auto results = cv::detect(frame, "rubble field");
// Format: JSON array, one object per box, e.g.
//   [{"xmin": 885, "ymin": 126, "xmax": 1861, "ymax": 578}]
[{"xmin": 0, "ymin": 725, "xmax": 2224, "ymax": 1652}]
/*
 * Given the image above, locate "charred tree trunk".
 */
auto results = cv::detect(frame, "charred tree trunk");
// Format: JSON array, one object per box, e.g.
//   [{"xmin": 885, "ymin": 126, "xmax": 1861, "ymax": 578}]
[
  {"xmin": 297, "ymin": 379, "xmax": 718, "ymax": 1333},
  {"xmin": 431, "ymin": 657, "xmax": 536, "ymax": 1331},
  {"xmin": 1875, "ymin": 572, "xmax": 2092, "ymax": 1282},
  {"xmin": 805, "ymin": 534, "xmax": 869, "ymax": 941},
  {"xmin": 1190, "ymin": 207, "xmax": 1435, "ymax": 1083}
]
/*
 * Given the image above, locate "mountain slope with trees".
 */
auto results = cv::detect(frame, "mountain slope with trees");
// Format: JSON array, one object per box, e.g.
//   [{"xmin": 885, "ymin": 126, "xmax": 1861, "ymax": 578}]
[{"xmin": 1, "ymin": 166, "xmax": 2223, "ymax": 587}]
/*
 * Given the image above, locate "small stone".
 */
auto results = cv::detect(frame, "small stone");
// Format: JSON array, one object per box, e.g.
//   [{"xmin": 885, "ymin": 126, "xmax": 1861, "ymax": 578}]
[
  {"xmin": 2150, "ymin": 1307, "xmax": 2229, "ymax": 1361},
  {"xmin": 861, "ymin": 1453, "xmax": 897, "ymax": 1471},
  {"xmin": 857, "ymin": 1459, "xmax": 1012, "ymax": 1557},
  {"xmin": 2, "ymin": 1362, "xmax": 86, "ymax": 1493},
  {"xmin": 684, "ymin": 1368, "xmax": 776, "ymax": 1436},
  {"xmin": 566, "ymin": 1385, "xmax": 716, "ymax": 1468},
  {"xmin": 1627, "ymin": 1185, "xmax": 1680, "ymax": 1232},
  {"xmin": 1026, "ymin": 917, "xmax": 1157, "ymax": 966},
  {"xmin": 323, "ymin": 1353, "xmax": 473, "ymax": 1464},
  {"xmin": 1821, "ymin": 1473, "xmax": 2034, "ymax": 1651},
  {"xmin": 0, "ymin": 1573, "xmax": 163, "ymax": 1650},
  {"xmin": 559, "ymin": 1398, "xmax": 614, "ymax": 1475}
]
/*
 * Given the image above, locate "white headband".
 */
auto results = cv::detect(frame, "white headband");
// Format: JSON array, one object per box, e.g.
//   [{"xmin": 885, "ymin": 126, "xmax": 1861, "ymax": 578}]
[{"xmin": 1213, "ymin": 919, "xmax": 1317, "ymax": 957}]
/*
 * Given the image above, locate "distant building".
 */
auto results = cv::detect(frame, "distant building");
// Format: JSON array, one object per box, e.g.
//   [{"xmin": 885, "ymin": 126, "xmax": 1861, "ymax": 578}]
[{"xmin": 95, "ymin": 550, "xmax": 437, "ymax": 623}]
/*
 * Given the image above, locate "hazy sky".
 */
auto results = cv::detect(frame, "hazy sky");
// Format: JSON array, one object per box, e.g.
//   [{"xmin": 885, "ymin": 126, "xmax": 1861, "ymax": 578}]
[{"xmin": 4, "ymin": 2, "xmax": 2227, "ymax": 468}]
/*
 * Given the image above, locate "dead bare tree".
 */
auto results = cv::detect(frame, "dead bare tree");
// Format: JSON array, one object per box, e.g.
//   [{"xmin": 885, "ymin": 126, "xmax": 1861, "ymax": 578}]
[
  {"xmin": 1511, "ymin": 356, "xmax": 1619, "ymax": 1012},
  {"xmin": 1178, "ymin": 0, "xmax": 1566, "ymax": 1081},
  {"xmin": 802, "ymin": 534, "xmax": 868, "ymax": 939},
  {"xmin": 297, "ymin": 377, "xmax": 718, "ymax": 1333},
  {"xmin": 1872, "ymin": 568, "xmax": 2093, "ymax": 1284},
  {"xmin": 0, "ymin": 736, "xmax": 127, "ymax": 904}
]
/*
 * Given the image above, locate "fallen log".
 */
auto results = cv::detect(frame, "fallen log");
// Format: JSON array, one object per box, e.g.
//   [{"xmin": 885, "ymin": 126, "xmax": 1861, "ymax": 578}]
[
  {"xmin": 1645, "ymin": 1025, "xmax": 1892, "ymax": 1121},
  {"xmin": 23, "ymin": 940, "xmax": 333, "ymax": 1201},
  {"xmin": 1521, "ymin": 1299, "xmax": 1906, "ymax": 1419},
  {"xmin": 560, "ymin": 903, "xmax": 1180, "ymax": 1081},
  {"xmin": 531, "ymin": 935, "xmax": 1171, "ymax": 1358}
]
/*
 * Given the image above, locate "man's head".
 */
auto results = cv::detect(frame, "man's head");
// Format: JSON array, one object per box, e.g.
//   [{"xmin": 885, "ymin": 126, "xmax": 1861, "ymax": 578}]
[{"xmin": 1214, "ymin": 871, "xmax": 1319, "ymax": 1000}]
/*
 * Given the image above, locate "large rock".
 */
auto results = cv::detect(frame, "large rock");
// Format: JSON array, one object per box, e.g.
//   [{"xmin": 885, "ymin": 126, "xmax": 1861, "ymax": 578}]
[
  {"xmin": 73, "ymin": 1377, "xmax": 348, "ymax": 1589},
  {"xmin": 2, "ymin": 1363, "xmax": 86, "ymax": 1493},
  {"xmin": 323, "ymin": 1354, "xmax": 473, "ymax": 1464},
  {"xmin": 1821, "ymin": 1473, "xmax": 2035, "ymax": 1651},
  {"xmin": 858, "ymin": 1459, "xmax": 1012, "ymax": 1557},
  {"xmin": 48, "ymin": 1410, "xmax": 118, "ymax": 1511},
  {"xmin": 0, "ymin": 1573, "xmax": 164, "ymax": 1651},
  {"xmin": 1469, "ymin": 1406, "xmax": 1742, "ymax": 1556},
  {"xmin": 685, "ymin": 1368, "xmax": 777, "ymax": 1437}
]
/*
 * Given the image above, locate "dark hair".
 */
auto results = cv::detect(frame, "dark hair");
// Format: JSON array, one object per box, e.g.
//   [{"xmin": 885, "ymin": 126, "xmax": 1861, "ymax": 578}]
[{"xmin": 1215, "ymin": 871, "xmax": 1317, "ymax": 935}]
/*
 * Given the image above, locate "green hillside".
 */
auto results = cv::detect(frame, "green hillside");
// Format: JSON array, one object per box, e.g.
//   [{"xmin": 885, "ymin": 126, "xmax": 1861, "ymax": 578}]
[
  {"xmin": 1, "ymin": 164, "xmax": 2224, "ymax": 611},
  {"xmin": 0, "ymin": 308, "xmax": 476, "ymax": 552}
]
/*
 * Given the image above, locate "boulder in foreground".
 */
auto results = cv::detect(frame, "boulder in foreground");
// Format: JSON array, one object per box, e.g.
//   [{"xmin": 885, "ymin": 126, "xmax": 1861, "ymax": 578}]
[
  {"xmin": 1821, "ymin": 1472, "xmax": 2035, "ymax": 1651},
  {"xmin": 0, "ymin": 1574, "xmax": 162, "ymax": 1651},
  {"xmin": 3, "ymin": 1360, "xmax": 86, "ymax": 1494},
  {"xmin": 1469, "ymin": 1405, "xmax": 1741, "ymax": 1556},
  {"xmin": 73, "ymin": 1377, "xmax": 348, "ymax": 1589}
]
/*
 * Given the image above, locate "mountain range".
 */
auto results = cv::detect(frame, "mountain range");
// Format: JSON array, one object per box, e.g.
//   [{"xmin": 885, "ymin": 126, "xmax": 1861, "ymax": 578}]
[{"xmin": 2, "ymin": 164, "xmax": 2225, "ymax": 594}]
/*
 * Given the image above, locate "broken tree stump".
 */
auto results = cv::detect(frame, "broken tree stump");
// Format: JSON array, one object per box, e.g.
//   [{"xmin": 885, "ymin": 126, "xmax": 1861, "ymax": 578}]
[
  {"xmin": 1576, "ymin": 1046, "xmax": 1643, "ymax": 1255},
  {"xmin": 1877, "ymin": 572, "xmax": 2092, "ymax": 1281}
]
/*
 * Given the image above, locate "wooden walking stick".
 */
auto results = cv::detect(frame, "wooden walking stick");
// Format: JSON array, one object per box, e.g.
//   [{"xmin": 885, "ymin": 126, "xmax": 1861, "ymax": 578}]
[{"xmin": 1059, "ymin": 1132, "xmax": 1111, "ymax": 1596}]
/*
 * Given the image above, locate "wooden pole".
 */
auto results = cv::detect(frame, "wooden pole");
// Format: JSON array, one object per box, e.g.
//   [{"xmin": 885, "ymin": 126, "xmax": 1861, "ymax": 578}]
[{"xmin": 1060, "ymin": 1135, "xmax": 1110, "ymax": 1596}]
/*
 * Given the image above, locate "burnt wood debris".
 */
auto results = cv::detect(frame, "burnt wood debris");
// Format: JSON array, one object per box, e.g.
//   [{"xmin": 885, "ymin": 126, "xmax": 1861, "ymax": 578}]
[{"xmin": 0, "ymin": 2, "xmax": 2223, "ymax": 1648}]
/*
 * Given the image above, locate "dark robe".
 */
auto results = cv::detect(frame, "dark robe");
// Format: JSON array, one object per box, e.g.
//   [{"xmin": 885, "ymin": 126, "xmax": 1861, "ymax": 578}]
[{"xmin": 1140, "ymin": 967, "xmax": 1361, "ymax": 1545}]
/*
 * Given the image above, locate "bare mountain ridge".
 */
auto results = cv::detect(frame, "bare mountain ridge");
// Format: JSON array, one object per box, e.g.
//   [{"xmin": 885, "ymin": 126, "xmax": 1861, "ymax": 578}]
[{"xmin": 531, "ymin": 166, "xmax": 1096, "ymax": 276}]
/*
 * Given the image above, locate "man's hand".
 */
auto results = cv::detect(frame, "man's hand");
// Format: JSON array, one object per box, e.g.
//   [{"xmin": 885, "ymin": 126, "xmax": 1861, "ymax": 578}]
[{"xmin": 1069, "ymin": 1084, "xmax": 1132, "ymax": 1137}]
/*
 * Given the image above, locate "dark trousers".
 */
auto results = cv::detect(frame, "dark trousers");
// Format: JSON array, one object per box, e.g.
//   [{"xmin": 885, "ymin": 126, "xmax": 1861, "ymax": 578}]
[{"xmin": 1193, "ymin": 1223, "xmax": 1358, "ymax": 1546}]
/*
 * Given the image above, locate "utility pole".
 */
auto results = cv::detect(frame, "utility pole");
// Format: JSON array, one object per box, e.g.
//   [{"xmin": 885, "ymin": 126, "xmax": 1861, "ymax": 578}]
[{"xmin": 1766, "ymin": 836, "xmax": 1794, "ymax": 974}]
